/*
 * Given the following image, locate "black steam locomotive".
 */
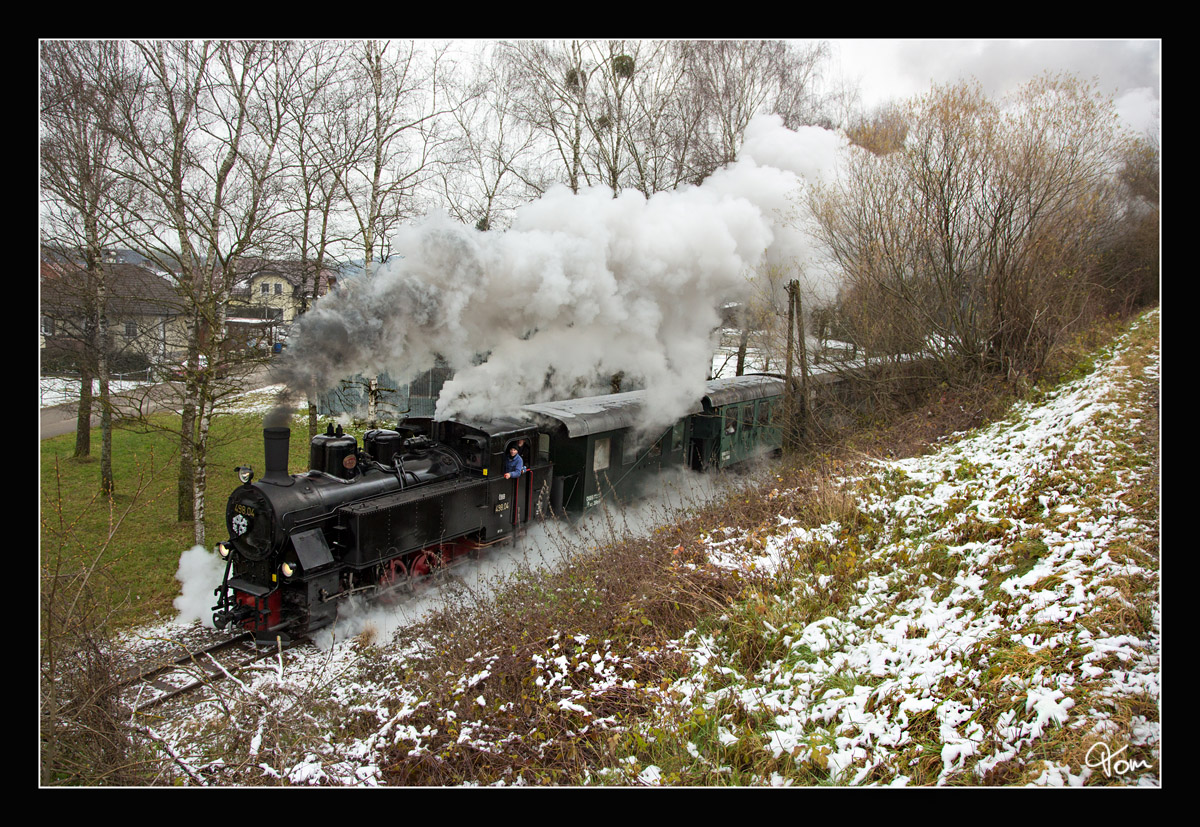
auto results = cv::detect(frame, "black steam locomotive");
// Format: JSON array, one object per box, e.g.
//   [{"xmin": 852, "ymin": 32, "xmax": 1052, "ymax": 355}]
[{"xmin": 212, "ymin": 376, "xmax": 785, "ymax": 642}]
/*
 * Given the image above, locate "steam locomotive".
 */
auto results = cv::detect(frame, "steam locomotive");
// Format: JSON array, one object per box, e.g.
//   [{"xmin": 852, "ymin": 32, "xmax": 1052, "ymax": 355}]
[{"xmin": 212, "ymin": 376, "xmax": 785, "ymax": 642}]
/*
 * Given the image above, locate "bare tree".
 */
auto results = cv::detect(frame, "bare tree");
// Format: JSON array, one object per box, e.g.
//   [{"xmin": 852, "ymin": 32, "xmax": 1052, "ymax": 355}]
[
  {"xmin": 676, "ymin": 40, "xmax": 833, "ymax": 181},
  {"xmin": 621, "ymin": 44, "xmax": 697, "ymax": 195},
  {"xmin": 274, "ymin": 40, "xmax": 363, "ymax": 438},
  {"xmin": 576, "ymin": 40, "xmax": 656, "ymax": 196},
  {"xmin": 977, "ymin": 74, "xmax": 1126, "ymax": 376},
  {"xmin": 40, "ymin": 40, "xmax": 129, "ymax": 494},
  {"xmin": 436, "ymin": 44, "xmax": 541, "ymax": 231},
  {"xmin": 103, "ymin": 40, "xmax": 290, "ymax": 543},
  {"xmin": 503, "ymin": 40, "xmax": 700, "ymax": 197},
  {"xmin": 336, "ymin": 40, "xmax": 461, "ymax": 267},
  {"xmin": 811, "ymin": 76, "xmax": 1132, "ymax": 384},
  {"xmin": 1101, "ymin": 125, "xmax": 1159, "ymax": 312},
  {"xmin": 500, "ymin": 40, "xmax": 598, "ymax": 196},
  {"xmin": 278, "ymin": 41, "xmax": 359, "ymax": 301},
  {"xmin": 502, "ymin": 39, "xmax": 834, "ymax": 197},
  {"xmin": 845, "ymin": 101, "xmax": 909, "ymax": 156}
]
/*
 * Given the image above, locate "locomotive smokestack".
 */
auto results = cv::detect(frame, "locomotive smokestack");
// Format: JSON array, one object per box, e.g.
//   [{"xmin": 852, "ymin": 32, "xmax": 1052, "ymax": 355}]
[{"xmin": 262, "ymin": 426, "xmax": 293, "ymax": 485}]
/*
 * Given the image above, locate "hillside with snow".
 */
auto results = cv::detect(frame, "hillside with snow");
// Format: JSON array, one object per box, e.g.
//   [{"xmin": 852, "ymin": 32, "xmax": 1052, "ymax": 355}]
[
  {"xmin": 675, "ymin": 311, "xmax": 1161, "ymax": 786},
  {"xmin": 121, "ymin": 310, "xmax": 1159, "ymax": 787}
]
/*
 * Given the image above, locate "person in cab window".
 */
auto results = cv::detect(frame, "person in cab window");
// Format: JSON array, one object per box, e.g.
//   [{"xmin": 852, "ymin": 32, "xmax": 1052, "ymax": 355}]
[{"xmin": 504, "ymin": 445, "xmax": 525, "ymax": 479}]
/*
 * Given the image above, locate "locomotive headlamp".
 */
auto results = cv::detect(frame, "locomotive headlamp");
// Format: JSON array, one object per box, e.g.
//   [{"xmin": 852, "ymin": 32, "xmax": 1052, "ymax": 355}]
[
  {"xmin": 281, "ymin": 562, "xmax": 295, "ymax": 578},
  {"xmin": 236, "ymin": 465, "xmax": 255, "ymax": 484},
  {"xmin": 217, "ymin": 542, "xmax": 231, "ymax": 560}
]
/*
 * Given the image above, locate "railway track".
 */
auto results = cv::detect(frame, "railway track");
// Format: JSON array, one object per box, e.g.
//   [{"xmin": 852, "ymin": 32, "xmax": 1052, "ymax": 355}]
[
  {"xmin": 121, "ymin": 632, "xmax": 304, "ymax": 715},
  {"xmin": 119, "ymin": 562, "xmax": 473, "ymax": 717},
  {"xmin": 117, "ymin": 554, "xmax": 481, "ymax": 717}
]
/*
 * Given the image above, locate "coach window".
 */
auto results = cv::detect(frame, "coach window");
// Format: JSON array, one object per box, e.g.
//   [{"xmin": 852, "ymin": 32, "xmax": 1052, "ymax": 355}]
[
  {"xmin": 593, "ymin": 437, "xmax": 610, "ymax": 472},
  {"xmin": 623, "ymin": 433, "xmax": 641, "ymax": 465}
]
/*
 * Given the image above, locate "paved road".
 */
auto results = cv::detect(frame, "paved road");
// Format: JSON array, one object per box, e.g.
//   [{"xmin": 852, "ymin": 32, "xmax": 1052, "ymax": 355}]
[{"xmin": 40, "ymin": 365, "xmax": 280, "ymax": 440}]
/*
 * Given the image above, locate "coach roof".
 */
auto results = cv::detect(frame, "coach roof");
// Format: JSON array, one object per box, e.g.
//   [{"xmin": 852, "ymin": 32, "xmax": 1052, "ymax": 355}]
[{"xmin": 523, "ymin": 389, "xmax": 703, "ymax": 438}]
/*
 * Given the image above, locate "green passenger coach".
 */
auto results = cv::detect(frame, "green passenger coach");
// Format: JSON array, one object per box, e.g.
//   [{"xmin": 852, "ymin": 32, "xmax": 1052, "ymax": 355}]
[
  {"xmin": 695, "ymin": 376, "xmax": 786, "ymax": 470},
  {"xmin": 523, "ymin": 375, "xmax": 785, "ymax": 513}
]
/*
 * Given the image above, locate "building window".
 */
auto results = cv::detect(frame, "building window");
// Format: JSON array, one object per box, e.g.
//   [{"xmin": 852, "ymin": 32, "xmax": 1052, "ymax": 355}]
[
  {"xmin": 42, "ymin": 316, "xmax": 55, "ymax": 337},
  {"xmin": 261, "ymin": 283, "xmax": 270, "ymax": 294},
  {"xmin": 125, "ymin": 321, "xmax": 137, "ymax": 337},
  {"xmin": 274, "ymin": 283, "xmax": 283, "ymax": 295}
]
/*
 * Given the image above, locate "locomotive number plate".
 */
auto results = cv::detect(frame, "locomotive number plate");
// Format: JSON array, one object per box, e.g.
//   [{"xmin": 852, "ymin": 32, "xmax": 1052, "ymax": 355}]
[{"xmin": 495, "ymin": 501, "xmax": 510, "ymax": 513}]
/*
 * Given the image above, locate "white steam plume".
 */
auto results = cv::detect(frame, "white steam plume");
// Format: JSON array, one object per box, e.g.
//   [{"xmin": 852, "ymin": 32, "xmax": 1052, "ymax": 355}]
[
  {"xmin": 277, "ymin": 116, "xmax": 847, "ymax": 430},
  {"xmin": 309, "ymin": 465, "xmax": 733, "ymax": 648},
  {"xmin": 173, "ymin": 545, "xmax": 225, "ymax": 628}
]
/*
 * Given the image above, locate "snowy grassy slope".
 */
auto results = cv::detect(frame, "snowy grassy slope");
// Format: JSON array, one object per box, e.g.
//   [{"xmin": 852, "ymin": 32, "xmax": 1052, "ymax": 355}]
[
  {"xmin": 648, "ymin": 309, "xmax": 1160, "ymax": 786},
  {"xmin": 121, "ymin": 310, "xmax": 1159, "ymax": 787}
]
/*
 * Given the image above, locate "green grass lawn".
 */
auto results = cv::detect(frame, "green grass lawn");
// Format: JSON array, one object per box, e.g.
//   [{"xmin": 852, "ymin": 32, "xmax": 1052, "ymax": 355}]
[{"xmin": 40, "ymin": 409, "xmax": 312, "ymax": 631}]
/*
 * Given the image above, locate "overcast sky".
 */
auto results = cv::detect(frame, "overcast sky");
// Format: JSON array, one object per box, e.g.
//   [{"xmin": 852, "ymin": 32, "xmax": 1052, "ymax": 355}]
[{"xmin": 823, "ymin": 38, "xmax": 1161, "ymax": 136}]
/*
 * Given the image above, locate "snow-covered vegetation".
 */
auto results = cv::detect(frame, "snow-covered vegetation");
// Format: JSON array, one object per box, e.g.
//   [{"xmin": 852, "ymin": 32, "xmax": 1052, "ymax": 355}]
[
  {"xmin": 113, "ymin": 311, "xmax": 1158, "ymax": 786},
  {"xmin": 661, "ymin": 311, "xmax": 1160, "ymax": 786}
]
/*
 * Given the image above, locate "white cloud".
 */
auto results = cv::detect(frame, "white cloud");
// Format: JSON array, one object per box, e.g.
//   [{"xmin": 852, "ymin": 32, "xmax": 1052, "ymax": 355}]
[{"xmin": 827, "ymin": 38, "xmax": 1161, "ymax": 133}]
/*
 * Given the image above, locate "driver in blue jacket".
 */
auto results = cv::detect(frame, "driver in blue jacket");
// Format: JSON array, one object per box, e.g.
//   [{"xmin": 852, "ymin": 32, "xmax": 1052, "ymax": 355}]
[{"xmin": 504, "ymin": 444, "xmax": 525, "ymax": 479}]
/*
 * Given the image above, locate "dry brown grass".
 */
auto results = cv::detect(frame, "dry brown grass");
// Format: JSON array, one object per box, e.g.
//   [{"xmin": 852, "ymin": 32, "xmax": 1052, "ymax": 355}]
[{"xmin": 360, "ymin": 351, "xmax": 1070, "ymax": 786}]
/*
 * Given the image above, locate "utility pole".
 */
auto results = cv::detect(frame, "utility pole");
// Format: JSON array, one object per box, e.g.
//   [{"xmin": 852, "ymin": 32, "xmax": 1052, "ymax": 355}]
[
  {"xmin": 784, "ymin": 280, "xmax": 797, "ymax": 450},
  {"xmin": 783, "ymin": 279, "xmax": 810, "ymax": 450}
]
